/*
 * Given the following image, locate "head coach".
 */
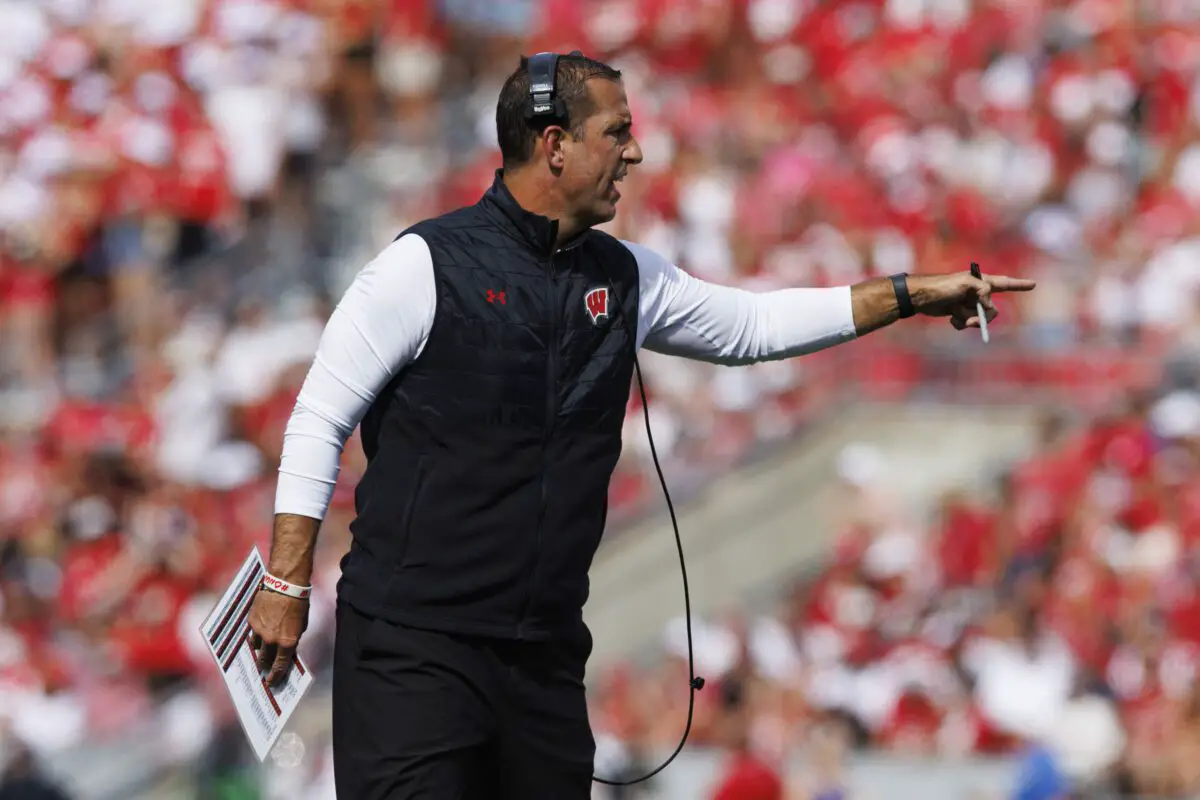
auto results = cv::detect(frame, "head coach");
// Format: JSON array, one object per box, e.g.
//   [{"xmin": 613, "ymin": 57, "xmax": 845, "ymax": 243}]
[{"xmin": 246, "ymin": 51, "xmax": 1034, "ymax": 798}]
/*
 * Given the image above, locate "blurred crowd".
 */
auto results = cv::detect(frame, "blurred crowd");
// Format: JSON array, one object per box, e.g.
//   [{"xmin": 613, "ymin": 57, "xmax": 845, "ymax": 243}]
[
  {"xmin": 593, "ymin": 390, "xmax": 1200, "ymax": 799},
  {"xmin": 0, "ymin": 0, "xmax": 1196, "ymax": 795}
]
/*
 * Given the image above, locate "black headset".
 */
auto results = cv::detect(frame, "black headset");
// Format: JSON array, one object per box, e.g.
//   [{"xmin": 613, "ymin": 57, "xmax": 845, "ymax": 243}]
[
  {"xmin": 524, "ymin": 50, "xmax": 707, "ymax": 791},
  {"xmin": 525, "ymin": 51, "xmax": 574, "ymax": 122}
]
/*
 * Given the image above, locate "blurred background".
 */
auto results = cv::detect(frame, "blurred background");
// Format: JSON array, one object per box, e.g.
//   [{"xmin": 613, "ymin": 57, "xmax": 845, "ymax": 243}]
[{"xmin": 0, "ymin": 0, "xmax": 1197, "ymax": 797}]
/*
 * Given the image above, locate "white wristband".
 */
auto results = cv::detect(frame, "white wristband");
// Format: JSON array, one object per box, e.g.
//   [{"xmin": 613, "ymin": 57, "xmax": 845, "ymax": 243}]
[{"xmin": 261, "ymin": 572, "xmax": 312, "ymax": 600}]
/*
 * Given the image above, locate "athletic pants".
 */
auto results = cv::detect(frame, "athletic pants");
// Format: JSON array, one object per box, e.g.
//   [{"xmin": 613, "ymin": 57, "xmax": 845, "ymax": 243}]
[{"xmin": 331, "ymin": 600, "xmax": 596, "ymax": 799}]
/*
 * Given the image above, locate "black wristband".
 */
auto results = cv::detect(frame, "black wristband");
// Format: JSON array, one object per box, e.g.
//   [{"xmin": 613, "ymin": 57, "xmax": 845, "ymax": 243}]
[{"xmin": 890, "ymin": 273, "xmax": 915, "ymax": 319}]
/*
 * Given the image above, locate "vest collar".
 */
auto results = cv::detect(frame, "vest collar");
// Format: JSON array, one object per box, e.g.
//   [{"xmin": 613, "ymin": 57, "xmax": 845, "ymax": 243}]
[{"xmin": 480, "ymin": 169, "xmax": 588, "ymax": 255}]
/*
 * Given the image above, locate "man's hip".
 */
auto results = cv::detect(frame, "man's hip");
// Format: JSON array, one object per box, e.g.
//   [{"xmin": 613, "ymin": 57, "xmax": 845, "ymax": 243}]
[{"xmin": 337, "ymin": 541, "xmax": 596, "ymax": 646}]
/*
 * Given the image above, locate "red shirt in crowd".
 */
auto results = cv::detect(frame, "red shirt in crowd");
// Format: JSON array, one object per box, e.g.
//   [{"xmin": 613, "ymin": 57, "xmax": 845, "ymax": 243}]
[
  {"xmin": 171, "ymin": 117, "xmax": 232, "ymax": 226},
  {"xmin": 710, "ymin": 751, "xmax": 784, "ymax": 800},
  {"xmin": 57, "ymin": 532, "xmax": 124, "ymax": 625},
  {"xmin": 1010, "ymin": 438, "xmax": 1091, "ymax": 553},
  {"xmin": 937, "ymin": 500, "xmax": 996, "ymax": 588},
  {"xmin": 878, "ymin": 691, "xmax": 943, "ymax": 754},
  {"xmin": 109, "ymin": 569, "xmax": 196, "ymax": 677}
]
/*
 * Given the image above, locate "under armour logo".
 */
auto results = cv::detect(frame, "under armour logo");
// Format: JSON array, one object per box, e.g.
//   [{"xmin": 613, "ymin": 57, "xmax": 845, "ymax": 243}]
[{"xmin": 486, "ymin": 289, "xmax": 507, "ymax": 305}]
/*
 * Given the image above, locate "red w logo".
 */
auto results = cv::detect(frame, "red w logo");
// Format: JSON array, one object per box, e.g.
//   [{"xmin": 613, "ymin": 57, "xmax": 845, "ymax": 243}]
[
  {"xmin": 486, "ymin": 289, "xmax": 507, "ymax": 305},
  {"xmin": 584, "ymin": 286, "xmax": 610, "ymax": 325}
]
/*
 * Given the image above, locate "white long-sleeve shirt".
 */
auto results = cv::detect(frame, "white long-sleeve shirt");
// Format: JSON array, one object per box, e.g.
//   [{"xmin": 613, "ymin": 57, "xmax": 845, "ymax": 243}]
[{"xmin": 275, "ymin": 234, "xmax": 858, "ymax": 519}]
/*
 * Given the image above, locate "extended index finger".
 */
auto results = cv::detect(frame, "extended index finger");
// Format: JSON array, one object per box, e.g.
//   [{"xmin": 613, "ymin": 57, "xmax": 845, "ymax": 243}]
[{"xmin": 985, "ymin": 275, "xmax": 1037, "ymax": 293}]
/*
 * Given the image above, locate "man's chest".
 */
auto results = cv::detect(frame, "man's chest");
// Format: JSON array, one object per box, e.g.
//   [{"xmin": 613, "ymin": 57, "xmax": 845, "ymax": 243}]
[
  {"xmin": 427, "ymin": 249, "xmax": 636, "ymax": 379},
  {"xmin": 393, "ymin": 240, "xmax": 639, "ymax": 430}
]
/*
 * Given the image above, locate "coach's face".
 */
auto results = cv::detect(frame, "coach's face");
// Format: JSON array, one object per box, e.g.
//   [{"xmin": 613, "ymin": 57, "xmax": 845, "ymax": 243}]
[{"xmin": 560, "ymin": 78, "xmax": 643, "ymax": 227}]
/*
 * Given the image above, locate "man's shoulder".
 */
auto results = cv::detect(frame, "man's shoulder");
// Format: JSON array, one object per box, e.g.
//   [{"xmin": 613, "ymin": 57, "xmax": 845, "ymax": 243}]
[
  {"xmin": 590, "ymin": 230, "xmax": 672, "ymax": 269},
  {"xmin": 584, "ymin": 228, "xmax": 634, "ymax": 258},
  {"xmin": 581, "ymin": 230, "xmax": 644, "ymax": 288},
  {"xmin": 610, "ymin": 237, "xmax": 656, "ymax": 263},
  {"xmin": 395, "ymin": 204, "xmax": 484, "ymax": 243},
  {"xmin": 608, "ymin": 237, "xmax": 675, "ymax": 280},
  {"xmin": 375, "ymin": 229, "xmax": 433, "ymax": 267}
]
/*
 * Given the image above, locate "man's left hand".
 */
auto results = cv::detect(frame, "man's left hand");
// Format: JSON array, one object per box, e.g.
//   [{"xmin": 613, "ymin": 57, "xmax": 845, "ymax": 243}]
[{"xmin": 909, "ymin": 272, "xmax": 1037, "ymax": 331}]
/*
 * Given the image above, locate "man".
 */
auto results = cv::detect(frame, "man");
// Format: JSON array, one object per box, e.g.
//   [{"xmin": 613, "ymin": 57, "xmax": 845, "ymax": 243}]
[{"xmin": 247, "ymin": 52, "xmax": 1034, "ymax": 799}]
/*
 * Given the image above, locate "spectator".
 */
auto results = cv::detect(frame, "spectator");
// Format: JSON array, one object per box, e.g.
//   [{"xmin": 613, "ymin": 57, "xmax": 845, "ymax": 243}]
[
  {"xmin": 0, "ymin": 740, "xmax": 72, "ymax": 800},
  {"xmin": 793, "ymin": 720, "xmax": 854, "ymax": 800},
  {"xmin": 709, "ymin": 678, "xmax": 784, "ymax": 800}
]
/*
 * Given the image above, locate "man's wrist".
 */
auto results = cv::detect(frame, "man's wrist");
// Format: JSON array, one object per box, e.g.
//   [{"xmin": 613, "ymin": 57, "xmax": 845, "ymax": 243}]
[
  {"xmin": 261, "ymin": 572, "xmax": 313, "ymax": 599},
  {"xmin": 265, "ymin": 563, "xmax": 314, "ymax": 585},
  {"xmin": 889, "ymin": 273, "xmax": 916, "ymax": 319},
  {"xmin": 265, "ymin": 546, "xmax": 315, "ymax": 584}
]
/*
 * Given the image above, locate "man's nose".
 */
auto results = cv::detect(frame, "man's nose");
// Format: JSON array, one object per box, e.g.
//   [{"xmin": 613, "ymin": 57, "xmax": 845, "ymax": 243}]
[{"xmin": 625, "ymin": 137, "xmax": 644, "ymax": 165}]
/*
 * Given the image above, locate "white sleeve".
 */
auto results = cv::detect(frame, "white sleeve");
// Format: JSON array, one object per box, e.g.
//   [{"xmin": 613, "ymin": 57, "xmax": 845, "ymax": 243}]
[
  {"xmin": 624, "ymin": 240, "xmax": 858, "ymax": 365},
  {"xmin": 274, "ymin": 234, "xmax": 436, "ymax": 520}
]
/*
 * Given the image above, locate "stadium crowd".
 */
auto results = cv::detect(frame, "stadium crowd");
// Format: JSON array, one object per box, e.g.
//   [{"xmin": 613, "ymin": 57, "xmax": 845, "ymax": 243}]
[
  {"xmin": 0, "ymin": 0, "xmax": 1198, "ymax": 796},
  {"xmin": 592, "ymin": 392, "xmax": 1200, "ymax": 798}
]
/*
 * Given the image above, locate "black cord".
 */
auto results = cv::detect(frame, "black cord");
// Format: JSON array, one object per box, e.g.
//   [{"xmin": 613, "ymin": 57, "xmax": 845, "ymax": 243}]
[{"xmin": 592, "ymin": 351, "xmax": 705, "ymax": 787}]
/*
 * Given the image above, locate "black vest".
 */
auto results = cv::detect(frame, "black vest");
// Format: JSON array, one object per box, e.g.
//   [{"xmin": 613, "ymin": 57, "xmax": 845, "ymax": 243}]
[{"xmin": 338, "ymin": 172, "xmax": 640, "ymax": 643}]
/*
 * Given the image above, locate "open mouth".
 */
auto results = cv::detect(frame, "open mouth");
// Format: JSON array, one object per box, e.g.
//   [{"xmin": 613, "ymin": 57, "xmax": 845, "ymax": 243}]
[{"xmin": 610, "ymin": 174, "xmax": 625, "ymax": 200}]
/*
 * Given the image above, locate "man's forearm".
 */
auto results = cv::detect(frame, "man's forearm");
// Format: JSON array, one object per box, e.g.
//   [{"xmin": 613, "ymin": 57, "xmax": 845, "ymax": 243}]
[
  {"xmin": 267, "ymin": 513, "xmax": 322, "ymax": 584},
  {"xmin": 850, "ymin": 276, "xmax": 906, "ymax": 336}
]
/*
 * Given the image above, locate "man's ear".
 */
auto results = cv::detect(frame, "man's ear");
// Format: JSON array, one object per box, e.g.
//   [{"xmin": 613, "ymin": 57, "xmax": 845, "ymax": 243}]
[{"xmin": 541, "ymin": 126, "xmax": 567, "ymax": 172}]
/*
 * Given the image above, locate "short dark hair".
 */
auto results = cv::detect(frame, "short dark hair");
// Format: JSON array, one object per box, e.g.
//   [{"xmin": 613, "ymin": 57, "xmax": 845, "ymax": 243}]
[{"xmin": 495, "ymin": 53, "xmax": 622, "ymax": 169}]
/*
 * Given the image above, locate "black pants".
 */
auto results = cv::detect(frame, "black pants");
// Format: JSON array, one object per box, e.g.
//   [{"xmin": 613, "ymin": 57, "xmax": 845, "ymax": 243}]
[{"xmin": 332, "ymin": 601, "xmax": 596, "ymax": 799}]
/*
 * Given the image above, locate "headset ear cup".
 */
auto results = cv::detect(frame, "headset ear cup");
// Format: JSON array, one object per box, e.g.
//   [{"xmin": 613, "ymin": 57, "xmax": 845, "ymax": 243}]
[{"xmin": 526, "ymin": 51, "xmax": 561, "ymax": 122}]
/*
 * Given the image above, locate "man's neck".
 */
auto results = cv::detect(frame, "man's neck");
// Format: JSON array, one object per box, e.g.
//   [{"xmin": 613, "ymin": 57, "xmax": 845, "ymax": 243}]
[{"xmin": 502, "ymin": 167, "xmax": 584, "ymax": 250}]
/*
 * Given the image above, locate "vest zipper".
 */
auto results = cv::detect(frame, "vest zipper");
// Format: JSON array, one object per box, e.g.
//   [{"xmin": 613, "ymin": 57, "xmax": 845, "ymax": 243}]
[{"xmin": 519, "ymin": 251, "xmax": 557, "ymax": 638}]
